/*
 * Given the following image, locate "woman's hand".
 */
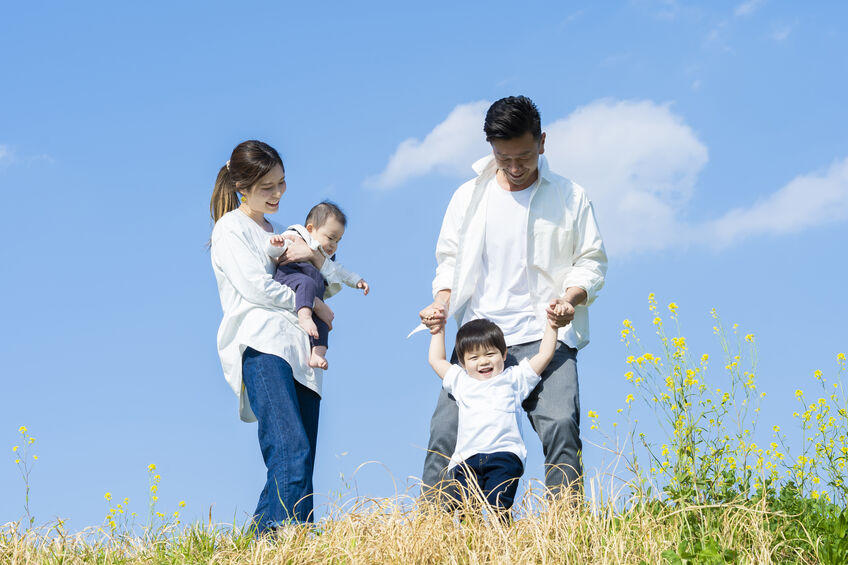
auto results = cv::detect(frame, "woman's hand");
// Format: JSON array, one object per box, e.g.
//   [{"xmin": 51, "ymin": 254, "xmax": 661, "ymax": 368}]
[{"xmin": 280, "ymin": 235, "xmax": 324, "ymax": 268}]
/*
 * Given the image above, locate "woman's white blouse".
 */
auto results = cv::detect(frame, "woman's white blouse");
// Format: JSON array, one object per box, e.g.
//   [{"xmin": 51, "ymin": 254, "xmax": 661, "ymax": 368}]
[{"xmin": 210, "ymin": 209, "xmax": 328, "ymax": 421}]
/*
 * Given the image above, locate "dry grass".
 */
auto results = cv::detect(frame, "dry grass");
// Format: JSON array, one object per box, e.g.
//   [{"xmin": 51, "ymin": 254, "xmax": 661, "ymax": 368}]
[{"xmin": 0, "ymin": 479, "xmax": 814, "ymax": 564}]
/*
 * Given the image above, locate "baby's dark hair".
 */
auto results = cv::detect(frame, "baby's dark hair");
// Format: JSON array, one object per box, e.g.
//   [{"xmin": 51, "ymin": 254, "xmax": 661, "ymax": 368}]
[
  {"xmin": 305, "ymin": 200, "xmax": 347, "ymax": 228},
  {"xmin": 455, "ymin": 319, "xmax": 507, "ymax": 363}
]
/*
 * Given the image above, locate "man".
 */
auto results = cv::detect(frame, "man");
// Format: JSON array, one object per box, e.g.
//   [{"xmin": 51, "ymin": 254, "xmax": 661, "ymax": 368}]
[{"xmin": 419, "ymin": 95, "xmax": 607, "ymax": 497}]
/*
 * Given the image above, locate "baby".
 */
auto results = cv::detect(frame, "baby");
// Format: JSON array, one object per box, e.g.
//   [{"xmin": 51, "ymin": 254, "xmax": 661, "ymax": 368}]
[
  {"xmin": 268, "ymin": 201, "xmax": 368, "ymax": 369},
  {"xmin": 428, "ymin": 310, "xmax": 563, "ymax": 516}
]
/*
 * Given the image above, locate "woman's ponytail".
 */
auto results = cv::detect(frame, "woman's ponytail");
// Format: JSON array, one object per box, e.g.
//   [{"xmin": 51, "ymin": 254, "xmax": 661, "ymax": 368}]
[
  {"xmin": 210, "ymin": 165, "xmax": 240, "ymax": 223},
  {"xmin": 209, "ymin": 140, "xmax": 284, "ymax": 224}
]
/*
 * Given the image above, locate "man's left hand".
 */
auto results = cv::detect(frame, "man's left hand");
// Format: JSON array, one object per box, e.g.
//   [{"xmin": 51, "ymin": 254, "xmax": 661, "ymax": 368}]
[{"xmin": 546, "ymin": 298, "xmax": 575, "ymax": 328}]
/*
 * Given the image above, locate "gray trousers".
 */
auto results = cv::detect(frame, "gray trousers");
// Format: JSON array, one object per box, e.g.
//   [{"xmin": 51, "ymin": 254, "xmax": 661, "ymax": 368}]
[{"xmin": 422, "ymin": 340, "xmax": 582, "ymax": 497}]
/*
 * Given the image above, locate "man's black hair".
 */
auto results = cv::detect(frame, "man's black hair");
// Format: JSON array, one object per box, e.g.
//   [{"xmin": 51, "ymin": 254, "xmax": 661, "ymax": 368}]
[
  {"xmin": 483, "ymin": 96, "xmax": 542, "ymax": 142},
  {"xmin": 455, "ymin": 319, "xmax": 507, "ymax": 364},
  {"xmin": 305, "ymin": 200, "xmax": 347, "ymax": 228}
]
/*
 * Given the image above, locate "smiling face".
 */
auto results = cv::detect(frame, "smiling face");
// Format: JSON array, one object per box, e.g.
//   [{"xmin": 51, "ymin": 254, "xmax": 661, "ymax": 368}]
[
  {"xmin": 241, "ymin": 163, "xmax": 286, "ymax": 216},
  {"xmin": 306, "ymin": 215, "xmax": 345, "ymax": 256},
  {"xmin": 490, "ymin": 131, "xmax": 546, "ymax": 191},
  {"xmin": 461, "ymin": 344, "xmax": 507, "ymax": 381}
]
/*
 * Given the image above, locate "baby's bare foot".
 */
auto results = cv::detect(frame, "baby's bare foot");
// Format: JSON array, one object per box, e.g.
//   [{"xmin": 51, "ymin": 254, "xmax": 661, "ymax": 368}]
[
  {"xmin": 308, "ymin": 347, "xmax": 328, "ymax": 370},
  {"xmin": 298, "ymin": 308, "xmax": 319, "ymax": 339}
]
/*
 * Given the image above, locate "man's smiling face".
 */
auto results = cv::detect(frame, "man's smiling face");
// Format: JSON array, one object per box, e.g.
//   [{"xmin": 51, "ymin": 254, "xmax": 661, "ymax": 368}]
[{"xmin": 490, "ymin": 131, "xmax": 545, "ymax": 191}]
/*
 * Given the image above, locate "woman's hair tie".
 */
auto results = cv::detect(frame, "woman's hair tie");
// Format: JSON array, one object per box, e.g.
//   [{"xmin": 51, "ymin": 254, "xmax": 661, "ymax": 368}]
[{"xmin": 226, "ymin": 160, "xmax": 231, "ymax": 171}]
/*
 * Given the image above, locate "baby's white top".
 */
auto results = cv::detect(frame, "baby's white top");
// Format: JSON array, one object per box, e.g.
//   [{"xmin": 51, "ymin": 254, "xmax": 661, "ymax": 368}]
[
  {"xmin": 267, "ymin": 223, "xmax": 363, "ymax": 298},
  {"xmin": 442, "ymin": 359, "xmax": 541, "ymax": 469}
]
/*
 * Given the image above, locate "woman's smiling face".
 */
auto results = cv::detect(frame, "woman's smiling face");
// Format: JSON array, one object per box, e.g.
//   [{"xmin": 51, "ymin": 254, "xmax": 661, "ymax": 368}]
[{"xmin": 242, "ymin": 164, "xmax": 286, "ymax": 215}]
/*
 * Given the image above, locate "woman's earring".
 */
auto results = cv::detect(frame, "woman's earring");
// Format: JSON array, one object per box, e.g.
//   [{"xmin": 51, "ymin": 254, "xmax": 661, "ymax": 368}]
[{"xmin": 240, "ymin": 195, "xmax": 247, "ymax": 203}]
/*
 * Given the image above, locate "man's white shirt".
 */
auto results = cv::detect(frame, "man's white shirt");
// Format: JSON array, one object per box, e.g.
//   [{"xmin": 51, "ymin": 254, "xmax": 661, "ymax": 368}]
[
  {"xmin": 432, "ymin": 155, "xmax": 607, "ymax": 350},
  {"xmin": 463, "ymin": 176, "xmax": 571, "ymax": 346},
  {"xmin": 442, "ymin": 359, "xmax": 542, "ymax": 469}
]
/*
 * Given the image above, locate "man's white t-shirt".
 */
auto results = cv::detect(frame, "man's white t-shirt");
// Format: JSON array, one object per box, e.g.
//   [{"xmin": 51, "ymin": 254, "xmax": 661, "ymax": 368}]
[
  {"xmin": 462, "ymin": 177, "xmax": 542, "ymax": 346},
  {"xmin": 442, "ymin": 358, "xmax": 542, "ymax": 469}
]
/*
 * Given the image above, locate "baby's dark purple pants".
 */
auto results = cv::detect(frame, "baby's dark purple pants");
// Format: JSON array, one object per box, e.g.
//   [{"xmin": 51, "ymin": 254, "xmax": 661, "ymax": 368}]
[{"xmin": 273, "ymin": 262, "xmax": 329, "ymax": 349}]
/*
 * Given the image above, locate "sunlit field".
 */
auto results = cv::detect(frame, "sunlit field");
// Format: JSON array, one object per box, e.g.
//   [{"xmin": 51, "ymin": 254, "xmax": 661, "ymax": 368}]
[{"xmin": 4, "ymin": 296, "xmax": 847, "ymax": 564}]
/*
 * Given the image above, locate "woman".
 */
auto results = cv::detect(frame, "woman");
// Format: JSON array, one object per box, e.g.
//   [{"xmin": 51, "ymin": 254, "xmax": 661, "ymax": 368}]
[{"xmin": 209, "ymin": 140, "xmax": 331, "ymax": 531}]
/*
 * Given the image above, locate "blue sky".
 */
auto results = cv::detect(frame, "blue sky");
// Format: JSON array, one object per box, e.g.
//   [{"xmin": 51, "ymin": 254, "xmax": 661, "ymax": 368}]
[{"xmin": 1, "ymin": 1, "xmax": 846, "ymax": 530}]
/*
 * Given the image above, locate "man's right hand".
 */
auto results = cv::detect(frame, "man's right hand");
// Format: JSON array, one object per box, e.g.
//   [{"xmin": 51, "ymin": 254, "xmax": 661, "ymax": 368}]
[{"xmin": 419, "ymin": 301, "xmax": 448, "ymax": 334}]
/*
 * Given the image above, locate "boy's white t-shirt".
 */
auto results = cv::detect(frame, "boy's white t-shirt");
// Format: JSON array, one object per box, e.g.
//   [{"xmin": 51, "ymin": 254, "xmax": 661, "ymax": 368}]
[
  {"xmin": 442, "ymin": 358, "xmax": 542, "ymax": 469},
  {"xmin": 462, "ymin": 177, "xmax": 542, "ymax": 346}
]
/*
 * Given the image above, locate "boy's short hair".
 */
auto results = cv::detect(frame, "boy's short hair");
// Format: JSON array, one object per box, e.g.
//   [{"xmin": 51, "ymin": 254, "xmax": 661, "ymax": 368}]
[
  {"xmin": 305, "ymin": 200, "xmax": 347, "ymax": 228},
  {"xmin": 455, "ymin": 319, "xmax": 507, "ymax": 363}
]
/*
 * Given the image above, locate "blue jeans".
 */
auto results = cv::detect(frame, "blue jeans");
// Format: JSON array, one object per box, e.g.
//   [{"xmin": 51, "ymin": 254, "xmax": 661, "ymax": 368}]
[
  {"xmin": 453, "ymin": 452, "xmax": 523, "ymax": 512},
  {"xmin": 242, "ymin": 348, "xmax": 320, "ymax": 532}
]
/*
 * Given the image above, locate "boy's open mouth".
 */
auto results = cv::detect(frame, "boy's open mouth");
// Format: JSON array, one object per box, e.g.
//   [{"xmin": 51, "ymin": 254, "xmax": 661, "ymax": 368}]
[{"xmin": 478, "ymin": 367, "xmax": 493, "ymax": 375}]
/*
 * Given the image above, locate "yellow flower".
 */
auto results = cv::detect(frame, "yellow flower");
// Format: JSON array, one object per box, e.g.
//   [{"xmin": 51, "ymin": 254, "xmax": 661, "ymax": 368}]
[
  {"xmin": 28, "ymin": 437, "xmax": 35, "ymax": 444},
  {"xmin": 150, "ymin": 485, "xmax": 158, "ymax": 493},
  {"xmin": 668, "ymin": 302, "xmax": 678, "ymax": 313},
  {"xmin": 105, "ymin": 492, "xmax": 112, "ymax": 501},
  {"xmin": 15, "ymin": 459, "xmax": 20, "ymax": 464},
  {"xmin": 745, "ymin": 334, "xmax": 754, "ymax": 342},
  {"xmin": 147, "ymin": 463, "xmax": 156, "ymax": 472},
  {"xmin": 622, "ymin": 319, "xmax": 633, "ymax": 328},
  {"xmin": 625, "ymin": 394, "xmax": 634, "ymax": 404},
  {"xmin": 652, "ymin": 317, "xmax": 662, "ymax": 326},
  {"xmin": 12, "ymin": 446, "xmax": 18, "ymax": 452},
  {"xmin": 795, "ymin": 389, "xmax": 803, "ymax": 398},
  {"xmin": 773, "ymin": 425, "xmax": 780, "ymax": 433},
  {"xmin": 18, "ymin": 426, "xmax": 27, "ymax": 435},
  {"xmin": 587, "ymin": 410, "xmax": 598, "ymax": 419},
  {"xmin": 32, "ymin": 455, "xmax": 37, "ymax": 460},
  {"xmin": 178, "ymin": 500, "xmax": 186, "ymax": 508},
  {"xmin": 626, "ymin": 355, "xmax": 635, "ymax": 364},
  {"xmin": 838, "ymin": 353, "xmax": 846, "ymax": 362}
]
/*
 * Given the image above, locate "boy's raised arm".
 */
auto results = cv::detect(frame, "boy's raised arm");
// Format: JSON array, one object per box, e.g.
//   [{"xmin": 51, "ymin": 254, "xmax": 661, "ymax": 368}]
[
  {"xmin": 429, "ymin": 328, "xmax": 453, "ymax": 380},
  {"xmin": 529, "ymin": 319, "xmax": 560, "ymax": 376}
]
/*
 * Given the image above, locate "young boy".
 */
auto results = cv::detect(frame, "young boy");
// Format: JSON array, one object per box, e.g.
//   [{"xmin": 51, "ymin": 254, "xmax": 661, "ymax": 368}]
[
  {"xmin": 428, "ymin": 312, "xmax": 563, "ymax": 515},
  {"xmin": 268, "ymin": 201, "xmax": 369, "ymax": 369}
]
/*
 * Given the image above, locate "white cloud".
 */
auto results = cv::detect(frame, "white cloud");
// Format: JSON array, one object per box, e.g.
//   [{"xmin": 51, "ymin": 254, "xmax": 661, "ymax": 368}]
[
  {"xmin": 734, "ymin": 0, "xmax": 766, "ymax": 17},
  {"xmin": 542, "ymin": 100, "xmax": 708, "ymax": 255},
  {"xmin": 0, "ymin": 145, "xmax": 14, "ymax": 167},
  {"xmin": 364, "ymin": 101, "xmax": 490, "ymax": 189},
  {"xmin": 771, "ymin": 25, "xmax": 792, "ymax": 41},
  {"xmin": 704, "ymin": 158, "xmax": 848, "ymax": 247},
  {"xmin": 367, "ymin": 99, "xmax": 848, "ymax": 256}
]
